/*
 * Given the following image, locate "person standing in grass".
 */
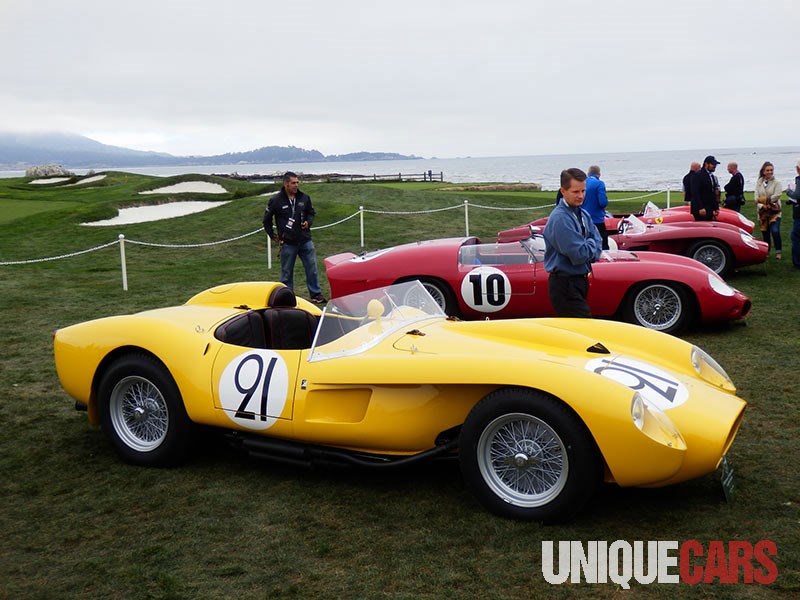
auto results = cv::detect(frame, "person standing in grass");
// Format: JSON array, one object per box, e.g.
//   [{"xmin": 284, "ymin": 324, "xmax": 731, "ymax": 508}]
[
  {"xmin": 785, "ymin": 159, "xmax": 800, "ymax": 269},
  {"xmin": 754, "ymin": 161, "xmax": 783, "ymax": 260},
  {"xmin": 543, "ymin": 168, "xmax": 602, "ymax": 318},
  {"xmin": 583, "ymin": 165, "xmax": 609, "ymax": 249},
  {"xmin": 683, "ymin": 161, "xmax": 701, "ymax": 206},
  {"xmin": 690, "ymin": 156, "xmax": 721, "ymax": 221},
  {"xmin": 263, "ymin": 172, "xmax": 327, "ymax": 303},
  {"xmin": 723, "ymin": 162, "xmax": 745, "ymax": 212}
]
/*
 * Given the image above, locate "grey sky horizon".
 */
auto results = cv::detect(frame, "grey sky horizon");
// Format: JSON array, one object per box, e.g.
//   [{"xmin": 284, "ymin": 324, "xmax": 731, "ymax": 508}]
[{"xmin": 2, "ymin": 0, "xmax": 798, "ymax": 159}]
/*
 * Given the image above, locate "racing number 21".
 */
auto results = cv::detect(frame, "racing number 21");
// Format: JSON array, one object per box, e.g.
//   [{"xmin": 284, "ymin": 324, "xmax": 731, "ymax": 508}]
[
  {"xmin": 468, "ymin": 272, "xmax": 507, "ymax": 306},
  {"xmin": 234, "ymin": 354, "xmax": 277, "ymax": 421}
]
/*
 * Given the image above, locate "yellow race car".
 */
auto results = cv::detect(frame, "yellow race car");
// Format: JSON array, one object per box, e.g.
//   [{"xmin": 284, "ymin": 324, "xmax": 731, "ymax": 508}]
[{"xmin": 53, "ymin": 280, "xmax": 746, "ymax": 521}]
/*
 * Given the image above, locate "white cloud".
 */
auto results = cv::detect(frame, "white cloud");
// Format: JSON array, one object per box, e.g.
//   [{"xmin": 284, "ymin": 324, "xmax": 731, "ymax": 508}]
[{"xmin": 1, "ymin": 0, "xmax": 798, "ymax": 157}]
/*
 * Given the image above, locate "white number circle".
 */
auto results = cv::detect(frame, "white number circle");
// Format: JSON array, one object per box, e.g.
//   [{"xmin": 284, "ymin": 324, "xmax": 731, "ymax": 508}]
[
  {"xmin": 219, "ymin": 350, "xmax": 289, "ymax": 429},
  {"xmin": 585, "ymin": 356, "xmax": 688, "ymax": 411},
  {"xmin": 460, "ymin": 266, "xmax": 511, "ymax": 313}
]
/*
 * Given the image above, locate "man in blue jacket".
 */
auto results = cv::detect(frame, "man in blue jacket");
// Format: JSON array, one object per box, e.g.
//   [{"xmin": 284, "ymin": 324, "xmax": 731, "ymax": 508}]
[
  {"xmin": 584, "ymin": 165, "xmax": 609, "ymax": 249},
  {"xmin": 543, "ymin": 168, "xmax": 603, "ymax": 317}
]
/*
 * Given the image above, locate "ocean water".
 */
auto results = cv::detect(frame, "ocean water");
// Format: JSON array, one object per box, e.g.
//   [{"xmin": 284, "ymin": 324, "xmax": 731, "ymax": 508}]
[{"xmin": 3, "ymin": 146, "xmax": 799, "ymax": 192}]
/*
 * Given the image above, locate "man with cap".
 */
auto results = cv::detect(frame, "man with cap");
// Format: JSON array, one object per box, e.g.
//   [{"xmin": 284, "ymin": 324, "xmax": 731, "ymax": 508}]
[{"xmin": 689, "ymin": 155, "xmax": 721, "ymax": 221}]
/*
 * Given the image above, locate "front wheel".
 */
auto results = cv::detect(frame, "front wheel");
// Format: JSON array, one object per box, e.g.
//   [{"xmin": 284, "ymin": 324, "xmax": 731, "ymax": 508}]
[
  {"xmin": 624, "ymin": 282, "xmax": 690, "ymax": 333},
  {"xmin": 688, "ymin": 240, "xmax": 732, "ymax": 276},
  {"xmin": 460, "ymin": 388, "xmax": 600, "ymax": 522},
  {"xmin": 97, "ymin": 353, "xmax": 192, "ymax": 466},
  {"xmin": 401, "ymin": 277, "xmax": 459, "ymax": 316}
]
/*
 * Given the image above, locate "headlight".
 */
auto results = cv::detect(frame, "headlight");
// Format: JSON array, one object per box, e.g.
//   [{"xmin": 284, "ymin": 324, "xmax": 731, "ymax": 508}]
[
  {"xmin": 708, "ymin": 273, "xmax": 735, "ymax": 297},
  {"xmin": 691, "ymin": 346, "xmax": 736, "ymax": 392},
  {"xmin": 737, "ymin": 213, "xmax": 754, "ymax": 228},
  {"xmin": 740, "ymin": 232, "xmax": 761, "ymax": 249},
  {"xmin": 631, "ymin": 392, "xmax": 686, "ymax": 450}
]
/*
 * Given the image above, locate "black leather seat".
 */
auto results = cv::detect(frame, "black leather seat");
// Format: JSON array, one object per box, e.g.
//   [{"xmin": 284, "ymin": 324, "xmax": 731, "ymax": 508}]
[{"xmin": 264, "ymin": 285, "xmax": 318, "ymax": 349}]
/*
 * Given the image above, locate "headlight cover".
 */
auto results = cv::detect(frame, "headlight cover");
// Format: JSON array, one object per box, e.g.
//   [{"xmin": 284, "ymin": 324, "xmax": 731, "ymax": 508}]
[
  {"xmin": 737, "ymin": 213, "xmax": 755, "ymax": 229},
  {"xmin": 631, "ymin": 392, "xmax": 686, "ymax": 450},
  {"xmin": 708, "ymin": 272, "xmax": 736, "ymax": 297},
  {"xmin": 691, "ymin": 345, "xmax": 736, "ymax": 392},
  {"xmin": 740, "ymin": 231, "xmax": 761, "ymax": 249}
]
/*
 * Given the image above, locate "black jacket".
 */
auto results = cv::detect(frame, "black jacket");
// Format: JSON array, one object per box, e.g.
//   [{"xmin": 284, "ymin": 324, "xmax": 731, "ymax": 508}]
[
  {"xmin": 263, "ymin": 188, "xmax": 315, "ymax": 245},
  {"xmin": 690, "ymin": 168, "xmax": 719, "ymax": 220}
]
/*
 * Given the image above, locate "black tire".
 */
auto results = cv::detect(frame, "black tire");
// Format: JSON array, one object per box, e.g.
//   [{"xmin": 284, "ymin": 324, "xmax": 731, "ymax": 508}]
[
  {"xmin": 688, "ymin": 240, "xmax": 733, "ymax": 276},
  {"xmin": 623, "ymin": 281, "xmax": 690, "ymax": 333},
  {"xmin": 97, "ymin": 353, "xmax": 193, "ymax": 466},
  {"xmin": 402, "ymin": 277, "xmax": 459, "ymax": 316},
  {"xmin": 459, "ymin": 388, "xmax": 600, "ymax": 522}
]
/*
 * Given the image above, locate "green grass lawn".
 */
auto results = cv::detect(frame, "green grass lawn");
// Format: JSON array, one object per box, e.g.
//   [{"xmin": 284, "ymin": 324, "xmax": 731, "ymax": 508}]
[{"xmin": 1, "ymin": 172, "xmax": 797, "ymax": 599}]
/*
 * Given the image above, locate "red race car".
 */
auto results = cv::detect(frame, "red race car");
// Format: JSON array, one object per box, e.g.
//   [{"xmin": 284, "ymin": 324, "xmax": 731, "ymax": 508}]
[
  {"xmin": 499, "ymin": 213, "xmax": 767, "ymax": 277},
  {"xmin": 325, "ymin": 235, "xmax": 752, "ymax": 334},
  {"xmin": 499, "ymin": 202, "xmax": 756, "ymax": 245}
]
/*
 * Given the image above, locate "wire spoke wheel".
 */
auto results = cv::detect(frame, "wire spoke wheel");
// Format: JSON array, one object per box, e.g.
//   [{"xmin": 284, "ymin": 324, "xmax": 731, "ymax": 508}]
[
  {"xmin": 477, "ymin": 413, "xmax": 567, "ymax": 507},
  {"xmin": 109, "ymin": 375, "xmax": 169, "ymax": 452},
  {"xmin": 631, "ymin": 283, "xmax": 684, "ymax": 331},
  {"xmin": 689, "ymin": 241, "xmax": 729, "ymax": 275}
]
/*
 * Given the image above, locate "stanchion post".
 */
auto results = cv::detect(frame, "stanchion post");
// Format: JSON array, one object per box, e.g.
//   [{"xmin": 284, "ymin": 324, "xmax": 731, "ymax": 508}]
[
  {"xmin": 666, "ymin": 185, "xmax": 671, "ymax": 208},
  {"xmin": 118, "ymin": 234, "xmax": 128, "ymax": 291},
  {"xmin": 464, "ymin": 200, "xmax": 470, "ymax": 236},
  {"xmin": 360, "ymin": 206, "xmax": 365, "ymax": 248},
  {"xmin": 267, "ymin": 235, "xmax": 272, "ymax": 270}
]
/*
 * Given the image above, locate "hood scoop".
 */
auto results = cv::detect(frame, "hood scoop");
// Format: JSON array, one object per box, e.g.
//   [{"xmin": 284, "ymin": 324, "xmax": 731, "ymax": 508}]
[{"xmin": 587, "ymin": 342, "xmax": 610, "ymax": 354}]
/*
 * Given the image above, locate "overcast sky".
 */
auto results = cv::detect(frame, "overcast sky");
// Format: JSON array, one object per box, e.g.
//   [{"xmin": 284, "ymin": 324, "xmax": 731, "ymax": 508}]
[{"xmin": 2, "ymin": 0, "xmax": 798, "ymax": 158}]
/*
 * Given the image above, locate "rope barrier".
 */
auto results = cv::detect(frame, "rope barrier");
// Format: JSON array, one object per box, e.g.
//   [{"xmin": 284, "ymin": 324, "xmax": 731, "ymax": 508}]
[{"xmin": 0, "ymin": 190, "xmax": 671, "ymax": 272}]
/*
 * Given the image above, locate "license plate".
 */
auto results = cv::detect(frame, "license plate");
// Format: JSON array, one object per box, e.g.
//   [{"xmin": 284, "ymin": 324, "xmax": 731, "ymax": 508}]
[{"xmin": 719, "ymin": 456, "xmax": 736, "ymax": 502}]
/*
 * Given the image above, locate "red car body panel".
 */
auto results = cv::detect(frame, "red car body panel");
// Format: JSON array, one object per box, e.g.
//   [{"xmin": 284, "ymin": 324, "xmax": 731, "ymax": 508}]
[{"xmin": 324, "ymin": 236, "xmax": 751, "ymax": 328}]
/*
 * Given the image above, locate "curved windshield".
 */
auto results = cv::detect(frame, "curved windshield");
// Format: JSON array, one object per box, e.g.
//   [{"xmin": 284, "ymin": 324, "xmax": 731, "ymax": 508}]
[{"xmin": 308, "ymin": 280, "xmax": 445, "ymax": 362}]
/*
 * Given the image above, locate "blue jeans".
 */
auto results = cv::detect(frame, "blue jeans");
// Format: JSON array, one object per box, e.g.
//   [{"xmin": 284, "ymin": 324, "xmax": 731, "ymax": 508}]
[
  {"xmin": 791, "ymin": 218, "xmax": 800, "ymax": 267},
  {"xmin": 279, "ymin": 239, "xmax": 321, "ymax": 295},
  {"xmin": 761, "ymin": 217, "xmax": 782, "ymax": 253}
]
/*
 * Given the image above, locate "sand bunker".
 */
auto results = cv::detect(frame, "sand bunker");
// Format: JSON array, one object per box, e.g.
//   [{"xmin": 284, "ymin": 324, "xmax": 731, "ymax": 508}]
[
  {"xmin": 66, "ymin": 174, "xmax": 107, "ymax": 186},
  {"xmin": 29, "ymin": 177, "xmax": 71, "ymax": 185},
  {"xmin": 140, "ymin": 181, "xmax": 227, "ymax": 195},
  {"xmin": 82, "ymin": 201, "xmax": 230, "ymax": 226}
]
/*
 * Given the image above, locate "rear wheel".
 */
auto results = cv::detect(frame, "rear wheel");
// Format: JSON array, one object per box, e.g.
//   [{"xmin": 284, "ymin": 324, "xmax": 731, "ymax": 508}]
[
  {"xmin": 688, "ymin": 240, "xmax": 732, "ymax": 276},
  {"xmin": 460, "ymin": 388, "xmax": 600, "ymax": 522},
  {"xmin": 624, "ymin": 282, "xmax": 690, "ymax": 333},
  {"xmin": 97, "ymin": 353, "xmax": 192, "ymax": 466}
]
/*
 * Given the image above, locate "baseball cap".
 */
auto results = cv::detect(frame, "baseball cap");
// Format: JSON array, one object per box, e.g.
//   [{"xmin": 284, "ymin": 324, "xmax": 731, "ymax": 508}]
[{"xmin": 704, "ymin": 155, "xmax": 721, "ymax": 165}]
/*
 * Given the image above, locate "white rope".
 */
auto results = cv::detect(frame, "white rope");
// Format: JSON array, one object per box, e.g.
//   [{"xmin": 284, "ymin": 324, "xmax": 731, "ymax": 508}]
[
  {"xmin": 363, "ymin": 204, "xmax": 464, "ymax": 216},
  {"xmin": 126, "ymin": 228, "xmax": 262, "ymax": 249},
  {"xmin": 0, "ymin": 240, "xmax": 119, "ymax": 265},
  {"xmin": 311, "ymin": 211, "xmax": 360, "ymax": 230}
]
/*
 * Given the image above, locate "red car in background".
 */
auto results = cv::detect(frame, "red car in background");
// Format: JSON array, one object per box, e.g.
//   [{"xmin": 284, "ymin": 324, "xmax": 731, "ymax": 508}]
[
  {"xmin": 498, "ymin": 212, "xmax": 767, "ymax": 277},
  {"xmin": 325, "ymin": 235, "xmax": 752, "ymax": 334},
  {"xmin": 499, "ymin": 203, "xmax": 755, "ymax": 243}
]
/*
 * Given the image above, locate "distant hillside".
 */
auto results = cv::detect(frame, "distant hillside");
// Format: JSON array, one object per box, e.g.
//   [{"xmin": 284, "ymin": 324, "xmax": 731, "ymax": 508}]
[{"xmin": 0, "ymin": 132, "xmax": 421, "ymax": 170}]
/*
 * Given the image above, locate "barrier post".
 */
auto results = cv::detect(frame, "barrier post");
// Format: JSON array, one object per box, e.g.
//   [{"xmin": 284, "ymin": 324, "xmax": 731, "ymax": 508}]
[
  {"xmin": 118, "ymin": 234, "xmax": 128, "ymax": 291},
  {"xmin": 360, "ymin": 206, "xmax": 365, "ymax": 248},
  {"xmin": 666, "ymin": 185, "xmax": 671, "ymax": 208},
  {"xmin": 464, "ymin": 200, "xmax": 470, "ymax": 236},
  {"xmin": 267, "ymin": 235, "xmax": 272, "ymax": 270}
]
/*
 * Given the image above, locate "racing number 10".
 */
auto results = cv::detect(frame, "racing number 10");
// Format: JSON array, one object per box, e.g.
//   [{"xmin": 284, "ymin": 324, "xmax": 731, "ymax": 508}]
[
  {"xmin": 234, "ymin": 354, "xmax": 277, "ymax": 421},
  {"xmin": 468, "ymin": 272, "xmax": 507, "ymax": 306}
]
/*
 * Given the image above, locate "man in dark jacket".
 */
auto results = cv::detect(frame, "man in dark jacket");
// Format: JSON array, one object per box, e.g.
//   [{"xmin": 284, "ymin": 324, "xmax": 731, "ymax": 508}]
[
  {"xmin": 786, "ymin": 159, "xmax": 800, "ymax": 269},
  {"xmin": 263, "ymin": 172, "xmax": 326, "ymax": 303},
  {"xmin": 723, "ymin": 162, "xmax": 745, "ymax": 212},
  {"xmin": 690, "ymin": 155, "xmax": 721, "ymax": 221}
]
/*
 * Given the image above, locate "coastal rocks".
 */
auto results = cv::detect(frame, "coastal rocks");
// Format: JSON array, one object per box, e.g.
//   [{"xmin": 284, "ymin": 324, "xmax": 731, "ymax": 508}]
[{"xmin": 25, "ymin": 164, "xmax": 74, "ymax": 178}]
